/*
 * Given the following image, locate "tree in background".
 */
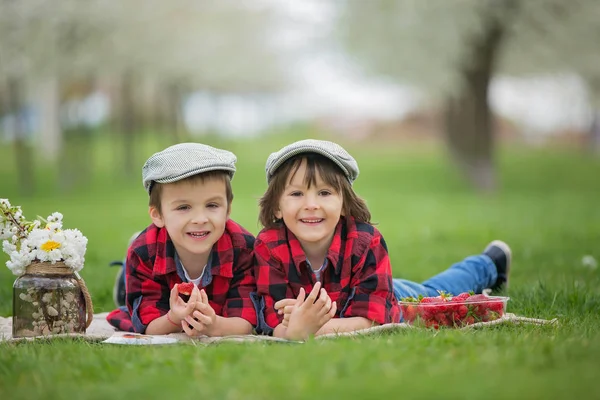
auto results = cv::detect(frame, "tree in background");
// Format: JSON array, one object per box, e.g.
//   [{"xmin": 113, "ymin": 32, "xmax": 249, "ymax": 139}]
[
  {"xmin": 338, "ymin": 0, "xmax": 600, "ymax": 191},
  {"xmin": 0, "ymin": 0, "xmax": 285, "ymax": 192}
]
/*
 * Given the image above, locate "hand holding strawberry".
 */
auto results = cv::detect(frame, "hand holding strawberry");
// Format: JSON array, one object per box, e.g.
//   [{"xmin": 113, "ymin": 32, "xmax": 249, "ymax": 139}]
[
  {"xmin": 179, "ymin": 288, "xmax": 218, "ymax": 337},
  {"xmin": 168, "ymin": 283, "xmax": 201, "ymax": 326}
]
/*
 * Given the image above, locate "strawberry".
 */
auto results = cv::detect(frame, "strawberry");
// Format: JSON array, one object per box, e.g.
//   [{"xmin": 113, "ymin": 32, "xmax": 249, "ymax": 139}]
[
  {"xmin": 419, "ymin": 297, "xmax": 439, "ymax": 304},
  {"xmin": 488, "ymin": 300, "xmax": 505, "ymax": 313},
  {"xmin": 401, "ymin": 304, "xmax": 418, "ymax": 322},
  {"xmin": 425, "ymin": 319, "xmax": 439, "ymax": 330},
  {"xmin": 435, "ymin": 313, "xmax": 451, "ymax": 327},
  {"xmin": 177, "ymin": 282, "xmax": 195, "ymax": 297},
  {"xmin": 465, "ymin": 294, "xmax": 488, "ymax": 302},
  {"xmin": 451, "ymin": 292, "xmax": 471, "ymax": 302}
]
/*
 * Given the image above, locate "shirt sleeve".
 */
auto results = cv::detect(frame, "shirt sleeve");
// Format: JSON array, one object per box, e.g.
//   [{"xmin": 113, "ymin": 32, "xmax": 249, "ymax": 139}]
[
  {"xmin": 222, "ymin": 246, "xmax": 258, "ymax": 326},
  {"xmin": 340, "ymin": 233, "xmax": 399, "ymax": 324},
  {"xmin": 125, "ymin": 248, "xmax": 170, "ymax": 333},
  {"xmin": 254, "ymin": 240, "xmax": 290, "ymax": 331}
]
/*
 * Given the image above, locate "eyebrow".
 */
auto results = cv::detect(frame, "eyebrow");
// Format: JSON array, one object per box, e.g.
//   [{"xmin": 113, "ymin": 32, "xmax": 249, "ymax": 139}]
[{"xmin": 168, "ymin": 195, "xmax": 226, "ymax": 204}]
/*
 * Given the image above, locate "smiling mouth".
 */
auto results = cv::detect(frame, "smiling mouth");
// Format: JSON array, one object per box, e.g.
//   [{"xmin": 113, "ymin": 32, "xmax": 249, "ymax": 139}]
[
  {"xmin": 187, "ymin": 232, "xmax": 209, "ymax": 238},
  {"xmin": 300, "ymin": 218, "xmax": 324, "ymax": 224}
]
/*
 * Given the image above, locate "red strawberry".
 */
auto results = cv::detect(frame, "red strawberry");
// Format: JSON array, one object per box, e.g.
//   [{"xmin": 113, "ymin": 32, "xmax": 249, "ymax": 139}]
[
  {"xmin": 177, "ymin": 282, "xmax": 195, "ymax": 297},
  {"xmin": 425, "ymin": 319, "xmax": 440, "ymax": 330},
  {"xmin": 452, "ymin": 292, "xmax": 471, "ymax": 302},
  {"xmin": 464, "ymin": 316, "xmax": 475, "ymax": 325},
  {"xmin": 465, "ymin": 294, "xmax": 488, "ymax": 302},
  {"xmin": 488, "ymin": 300, "xmax": 505, "ymax": 313},
  {"xmin": 419, "ymin": 297, "xmax": 439, "ymax": 304},
  {"xmin": 402, "ymin": 304, "xmax": 418, "ymax": 322},
  {"xmin": 435, "ymin": 313, "xmax": 451, "ymax": 327}
]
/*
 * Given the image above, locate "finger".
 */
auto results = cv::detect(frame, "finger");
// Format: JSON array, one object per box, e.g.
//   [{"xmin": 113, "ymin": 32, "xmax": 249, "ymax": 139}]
[
  {"xmin": 315, "ymin": 288, "xmax": 328, "ymax": 308},
  {"xmin": 170, "ymin": 284, "xmax": 179, "ymax": 305},
  {"xmin": 283, "ymin": 305, "xmax": 294, "ymax": 315},
  {"xmin": 303, "ymin": 282, "xmax": 321, "ymax": 306},
  {"xmin": 329, "ymin": 301, "xmax": 337, "ymax": 318},
  {"xmin": 184, "ymin": 299, "xmax": 196, "ymax": 314},
  {"xmin": 296, "ymin": 287, "xmax": 306, "ymax": 305},
  {"xmin": 282, "ymin": 313, "xmax": 290, "ymax": 327},
  {"xmin": 195, "ymin": 302, "xmax": 216, "ymax": 317},
  {"xmin": 274, "ymin": 298, "xmax": 296, "ymax": 311},
  {"xmin": 316, "ymin": 290, "xmax": 332, "ymax": 316},
  {"xmin": 192, "ymin": 310, "xmax": 213, "ymax": 325},
  {"xmin": 283, "ymin": 310, "xmax": 291, "ymax": 321},
  {"xmin": 200, "ymin": 289, "xmax": 209, "ymax": 305},
  {"xmin": 184, "ymin": 315, "xmax": 204, "ymax": 331},
  {"xmin": 320, "ymin": 301, "xmax": 337, "ymax": 325},
  {"xmin": 181, "ymin": 319, "xmax": 201, "ymax": 336},
  {"xmin": 189, "ymin": 285, "xmax": 200, "ymax": 303},
  {"xmin": 323, "ymin": 291, "xmax": 332, "ymax": 312}
]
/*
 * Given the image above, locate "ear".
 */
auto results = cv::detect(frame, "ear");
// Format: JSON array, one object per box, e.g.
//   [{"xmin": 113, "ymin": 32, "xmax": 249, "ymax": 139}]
[
  {"xmin": 226, "ymin": 200, "xmax": 232, "ymax": 219},
  {"xmin": 274, "ymin": 209, "xmax": 282, "ymax": 219},
  {"xmin": 149, "ymin": 206, "xmax": 165, "ymax": 228}
]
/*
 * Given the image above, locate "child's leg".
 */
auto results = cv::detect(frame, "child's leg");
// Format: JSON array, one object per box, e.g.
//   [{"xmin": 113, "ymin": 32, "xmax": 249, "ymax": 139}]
[{"xmin": 393, "ymin": 255, "xmax": 497, "ymax": 300}]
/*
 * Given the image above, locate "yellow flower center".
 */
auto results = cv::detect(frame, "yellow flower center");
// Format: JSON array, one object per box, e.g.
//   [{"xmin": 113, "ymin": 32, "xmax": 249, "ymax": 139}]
[{"xmin": 40, "ymin": 240, "xmax": 61, "ymax": 252}]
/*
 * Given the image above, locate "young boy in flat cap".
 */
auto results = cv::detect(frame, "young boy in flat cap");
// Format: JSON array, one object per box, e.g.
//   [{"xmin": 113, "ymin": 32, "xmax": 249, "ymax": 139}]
[
  {"xmin": 107, "ymin": 143, "xmax": 257, "ymax": 336},
  {"xmin": 254, "ymin": 139, "xmax": 511, "ymax": 340}
]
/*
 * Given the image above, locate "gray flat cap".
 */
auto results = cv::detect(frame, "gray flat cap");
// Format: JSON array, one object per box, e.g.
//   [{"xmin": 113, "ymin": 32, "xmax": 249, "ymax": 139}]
[
  {"xmin": 142, "ymin": 143, "xmax": 236, "ymax": 194},
  {"xmin": 265, "ymin": 139, "xmax": 359, "ymax": 184}
]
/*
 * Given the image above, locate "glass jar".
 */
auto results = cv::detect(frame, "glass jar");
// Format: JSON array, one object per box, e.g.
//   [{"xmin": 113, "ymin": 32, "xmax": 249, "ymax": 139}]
[{"xmin": 12, "ymin": 272, "xmax": 86, "ymax": 338}]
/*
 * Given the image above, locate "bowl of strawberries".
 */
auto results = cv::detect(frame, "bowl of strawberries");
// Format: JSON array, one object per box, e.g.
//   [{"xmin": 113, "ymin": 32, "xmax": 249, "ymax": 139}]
[{"xmin": 399, "ymin": 291, "xmax": 509, "ymax": 329}]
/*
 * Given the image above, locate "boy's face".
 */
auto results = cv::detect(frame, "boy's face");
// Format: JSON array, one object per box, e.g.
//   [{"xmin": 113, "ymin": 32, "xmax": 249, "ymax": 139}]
[
  {"xmin": 149, "ymin": 177, "xmax": 230, "ymax": 267},
  {"xmin": 275, "ymin": 159, "xmax": 343, "ymax": 255}
]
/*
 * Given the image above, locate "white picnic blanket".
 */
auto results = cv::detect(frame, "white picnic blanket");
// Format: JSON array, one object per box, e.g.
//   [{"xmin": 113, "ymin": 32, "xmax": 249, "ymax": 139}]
[{"xmin": 0, "ymin": 312, "xmax": 558, "ymax": 345}]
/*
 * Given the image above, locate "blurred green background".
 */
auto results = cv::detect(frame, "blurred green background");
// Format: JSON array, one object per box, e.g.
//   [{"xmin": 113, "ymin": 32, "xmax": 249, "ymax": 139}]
[{"xmin": 2, "ymin": 2, "xmax": 600, "ymax": 398}]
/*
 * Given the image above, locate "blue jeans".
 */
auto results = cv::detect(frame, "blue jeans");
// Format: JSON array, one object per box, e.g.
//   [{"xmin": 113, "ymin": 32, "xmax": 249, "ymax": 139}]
[{"xmin": 393, "ymin": 255, "xmax": 497, "ymax": 300}]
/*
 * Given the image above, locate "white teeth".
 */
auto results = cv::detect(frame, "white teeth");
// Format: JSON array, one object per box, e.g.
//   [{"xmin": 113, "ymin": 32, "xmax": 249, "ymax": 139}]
[
  {"xmin": 301, "ymin": 219, "xmax": 322, "ymax": 223},
  {"xmin": 189, "ymin": 232, "xmax": 208, "ymax": 238}
]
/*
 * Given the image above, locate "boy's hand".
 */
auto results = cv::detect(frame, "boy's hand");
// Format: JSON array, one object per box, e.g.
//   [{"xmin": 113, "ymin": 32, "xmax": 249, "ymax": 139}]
[
  {"xmin": 274, "ymin": 298, "xmax": 298, "ymax": 327},
  {"xmin": 275, "ymin": 285, "xmax": 336, "ymax": 327},
  {"xmin": 181, "ymin": 289, "xmax": 219, "ymax": 337},
  {"xmin": 168, "ymin": 283, "xmax": 200, "ymax": 324},
  {"xmin": 285, "ymin": 282, "xmax": 337, "ymax": 339}
]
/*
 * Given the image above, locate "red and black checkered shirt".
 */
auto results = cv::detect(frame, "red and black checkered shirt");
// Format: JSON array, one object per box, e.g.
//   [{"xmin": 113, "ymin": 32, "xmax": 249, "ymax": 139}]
[
  {"xmin": 118, "ymin": 219, "xmax": 256, "ymax": 333},
  {"xmin": 254, "ymin": 216, "xmax": 400, "ymax": 334}
]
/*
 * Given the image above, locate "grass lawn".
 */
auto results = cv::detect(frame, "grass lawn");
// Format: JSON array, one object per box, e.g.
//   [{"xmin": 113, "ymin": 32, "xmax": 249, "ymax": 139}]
[{"xmin": 1, "ymin": 132, "xmax": 599, "ymax": 399}]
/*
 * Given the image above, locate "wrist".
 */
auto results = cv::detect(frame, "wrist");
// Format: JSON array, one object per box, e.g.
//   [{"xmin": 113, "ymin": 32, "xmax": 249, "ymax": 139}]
[
  {"xmin": 208, "ymin": 315, "xmax": 222, "ymax": 336},
  {"xmin": 166, "ymin": 310, "xmax": 181, "ymax": 327}
]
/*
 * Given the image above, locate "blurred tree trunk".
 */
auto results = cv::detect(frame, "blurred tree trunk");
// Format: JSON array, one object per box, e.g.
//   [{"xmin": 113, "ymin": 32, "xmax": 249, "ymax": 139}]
[
  {"xmin": 37, "ymin": 76, "xmax": 62, "ymax": 162},
  {"xmin": 166, "ymin": 81, "xmax": 184, "ymax": 141},
  {"xmin": 120, "ymin": 71, "xmax": 138, "ymax": 178},
  {"xmin": 58, "ymin": 77, "xmax": 94, "ymax": 192},
  {"xmin": 7, "ymin": 77, "xmax": 35, "ymax": 196},
  {"xmin": 443, "ymin": 2, "xmax": 517, "ymax": 192},
  {"xmin": 589, "ymin": 111, "xmax": 600, "ymax": 155}
]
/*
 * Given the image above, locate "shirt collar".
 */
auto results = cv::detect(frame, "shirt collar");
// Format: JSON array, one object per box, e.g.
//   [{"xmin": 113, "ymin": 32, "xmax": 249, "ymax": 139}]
[
  {"xmin": 287, "ymin": 219, "xmax": 343, "ymax": 277},
  {"xmin": 152, "ymin": 224, "xmax": 234, "ymax": 279}
]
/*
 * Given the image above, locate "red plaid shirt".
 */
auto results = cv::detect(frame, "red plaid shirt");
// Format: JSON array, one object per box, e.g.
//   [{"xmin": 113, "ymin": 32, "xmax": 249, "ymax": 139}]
[
  {"xmin": 124, "ymin": 219, "xmax": 257, "ymax": 333},
  {"xmin": 254, "ymin": 216, "xmax": 400, "ymax": 334}
]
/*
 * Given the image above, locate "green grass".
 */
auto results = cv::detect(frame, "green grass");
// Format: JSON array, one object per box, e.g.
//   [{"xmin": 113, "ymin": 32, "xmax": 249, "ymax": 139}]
[{"xmin": 1, "ymin": 132, "xmax": 599, "ymax": 399}]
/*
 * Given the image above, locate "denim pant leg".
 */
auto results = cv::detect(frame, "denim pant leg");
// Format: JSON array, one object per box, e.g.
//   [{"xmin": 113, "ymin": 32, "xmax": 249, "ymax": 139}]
[{"xmin": 393, "ymin": 255, "xmax": 497, "ymax": 300}]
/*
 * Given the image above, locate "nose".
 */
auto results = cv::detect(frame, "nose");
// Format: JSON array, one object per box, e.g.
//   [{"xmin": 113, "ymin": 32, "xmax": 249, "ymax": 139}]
[
  {"xmin": 303, "ymin": 192, "xmax": 320, "ymax": 210},
  {"xmin": 190, "ymin": 209, "xmax": 209, "ymax": 224}
]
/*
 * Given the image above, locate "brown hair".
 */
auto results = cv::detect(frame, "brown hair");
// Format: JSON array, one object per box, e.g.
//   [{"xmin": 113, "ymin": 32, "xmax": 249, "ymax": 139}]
[
  {"xmin": 149, "ymin": 170, "xmax": 233, "ymax": 215},
  {"xmin": 259, "ymin": 153, "xmax": 371, "ymax": 229}
]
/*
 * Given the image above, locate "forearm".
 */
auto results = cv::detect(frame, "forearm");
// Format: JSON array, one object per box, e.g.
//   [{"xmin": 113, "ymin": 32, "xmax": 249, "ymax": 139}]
[
  {"xmin": 211, "ymin": 316, "xmax": 253, "ymax": 336},
  {"xmin": 315, "ymin": 317, "xmax": 375, "ymax": 336},
  {"xmin": 145, "ymin": 312, "xmax": 184, "ymax": 335}
]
